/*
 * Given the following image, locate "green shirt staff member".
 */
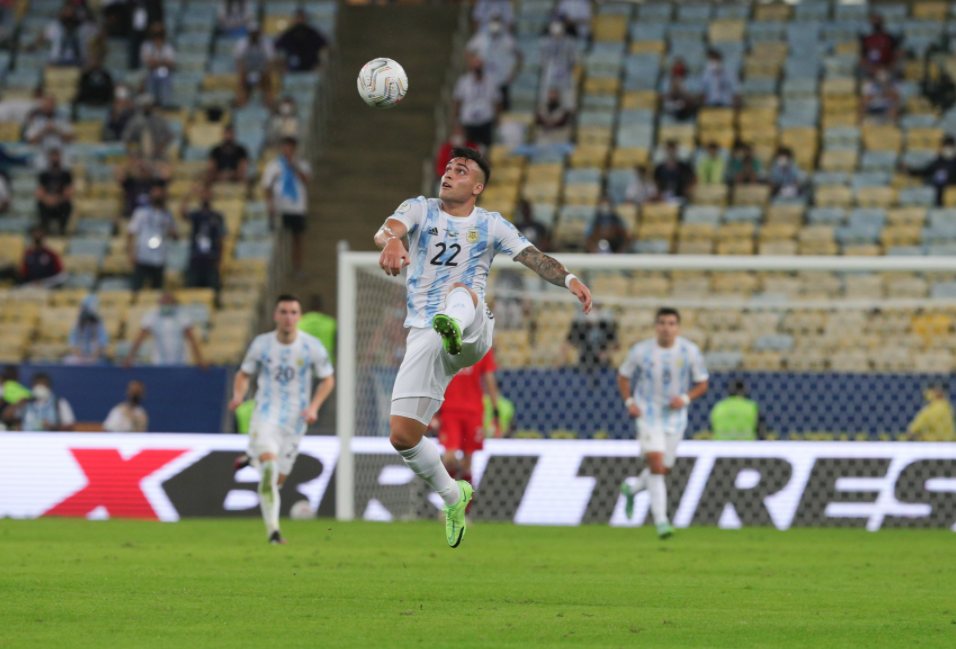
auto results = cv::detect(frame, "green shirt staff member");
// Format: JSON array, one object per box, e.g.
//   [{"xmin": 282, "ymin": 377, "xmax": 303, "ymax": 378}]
[{"xmin": 710, "ymin": 378, "xmax": 763, "ymax": 440}]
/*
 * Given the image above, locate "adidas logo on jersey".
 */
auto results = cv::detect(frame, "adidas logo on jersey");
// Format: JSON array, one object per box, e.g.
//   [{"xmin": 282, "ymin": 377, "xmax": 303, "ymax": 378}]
[{"xmin": 427, "ymin": 227, "xmax": 439, "ymax": 235}]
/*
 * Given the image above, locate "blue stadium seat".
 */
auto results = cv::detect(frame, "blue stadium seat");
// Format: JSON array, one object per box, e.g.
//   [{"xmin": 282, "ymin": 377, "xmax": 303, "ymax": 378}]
[{"xmin": 808, "ymin": 208, "xmax": 848, "ymax": 225}]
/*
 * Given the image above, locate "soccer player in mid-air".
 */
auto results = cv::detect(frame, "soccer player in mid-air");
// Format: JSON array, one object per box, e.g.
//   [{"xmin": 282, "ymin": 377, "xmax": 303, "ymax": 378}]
[
  {"xmin": 229, "ymin": 295, "xmax": 335, "ymax": 544},
  {"xmin": 376, "ymin": 147, "xmax": 592, "ymax": 548},
  {"xmin": 617, "ymin": 308, "xmax": 708, "ymax": 539}
]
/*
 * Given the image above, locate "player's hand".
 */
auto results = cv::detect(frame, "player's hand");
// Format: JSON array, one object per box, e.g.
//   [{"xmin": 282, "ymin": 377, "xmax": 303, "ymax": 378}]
[
  {"xmin": 303, "ymin": 407, "xmax": 319, "ymax": 424},
  {"xmin": 569, "ymin": 277, "xmax": 592, "ymax": 314},
  {"xmin": 379, "ymin": 239, "xmax": 410, "ymax": 276},
  {"xmin": 627, "ymin": 403, "xmax": 641, "ymax": 418},
  {"xmin": 228, "ymin": 396, "xmax": 243, "ymax": 411},
  {"xmin": 668, "ymin": 396, "xmax": 687, "ymax": 410}
]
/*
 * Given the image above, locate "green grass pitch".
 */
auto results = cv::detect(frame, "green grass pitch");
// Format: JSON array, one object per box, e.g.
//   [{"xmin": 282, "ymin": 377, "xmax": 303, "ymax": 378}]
[{"xmin": 2, "ymin": 518, "xmax": 955, "ymax": 648}]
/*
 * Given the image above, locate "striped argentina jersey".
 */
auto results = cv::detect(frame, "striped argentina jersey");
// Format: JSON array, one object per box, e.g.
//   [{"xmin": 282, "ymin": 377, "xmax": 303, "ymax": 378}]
[
  {"xmin": 618, "ymin": 336, "xmax": 709, "ymax": 435},
  {"xmin": 389, "ymin": 196, "xmax": 532, "ymax": 328},
  {"xmin": 240, "ymin": 331, "xmax": 334, "ymax": 430}
]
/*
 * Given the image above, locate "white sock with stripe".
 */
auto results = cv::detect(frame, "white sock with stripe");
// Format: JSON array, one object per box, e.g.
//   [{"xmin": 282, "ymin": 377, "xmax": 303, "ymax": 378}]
[
  {"xmin": 443, "ymin": 287, "xmax": 476, "ymax": 329},
  {"xmin": 258, "ymin": 460, "xmax": 281, "ymax": 536},
  {"xmin": 398, "ymin": 438, "xmax": 462, "ymax": 507},
  {"xmin": 625, "ymin": 467, "xmax": 651, "ymax": 494},
  {"xmin": 648, "ymin": 474, "xmax": 668, "ymax": 526}
]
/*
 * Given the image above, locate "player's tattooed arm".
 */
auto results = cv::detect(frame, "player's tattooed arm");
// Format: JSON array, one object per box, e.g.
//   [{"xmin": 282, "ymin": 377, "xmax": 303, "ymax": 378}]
[{"xmin": 513, "ymin": 247, "xmax": 569, "ymax": 287}]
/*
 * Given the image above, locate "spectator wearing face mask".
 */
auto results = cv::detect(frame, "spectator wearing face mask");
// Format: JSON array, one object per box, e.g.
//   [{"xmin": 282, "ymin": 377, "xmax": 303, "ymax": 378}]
[
  {"xmin": 125, "ymin": 291, "xmax": 205, "ymax": 367},
  {"xmin": 140, "ymin": 22, "xmax": 176, "ymax": 108},
  {"xmin": 435, "ymin": 126, "xmax": 479, "ymax": 180},
  {"xmin": 20, "ymin": 226, "xmax": 67, "ymax": 287},
  {"xmin": 25, "ymin": 95, "xmax": 75, "ymax": 170},
  {"xmin": 726, "ymin": 141, "xmax": 763, "ymax": 186},
  {"xmin": 266, "ymin": 96, "xmax": 301, "ymax": 147},
  {"xmin": 274, "ymin": 9, "xmax": 330, "ymax": 72},
  {"xmin": 624, "ymin": 165, "xmax": 657, "ymax": 205},
  {"xmin": 471, "ymin": 0, "xmax": 514, "ymax": 33},
  {"xmin": 122, "ymin": 94, "xmax": 174, "ymax": 161},
  {"xmin": 654, "ymin": 140, "xmax": 695, "ymax": 203},
  {"xmin": 695, "ymin": 142, "xmax": 726, "ymax": 186},
  {"xmin": 179, "ymin": 184, "xmax": 226, "ymax": 291},
  {"xmin": 36, "ymin": 148, "xmax": 74, "ymax": 235},
  {"xmin": 103, "ymin": 85, "xmax": 135, "ymax": 141},
  {"xmin": 699, "ymin": 50, "xmax": 739, "ymax": 109},
  {"xmin": 127, "ymin": 184, "xmax": 178, "ymax": 290},
  {"xmin": 65, "ymin": 295, "xmax": 111, "ymax": 365},
  {"xmin": 235, "ymin": 23, "xmax": 275, "ymax": 108},
  {"xmin": 535, "ymin": 87, "xmax": 574, "ymax": 145},
  {"xmin": 768, "ymin": 147, "xmax": 805, "ymax": 199},
  {"xmin": 104, "ymin": 380, "xmax": 149, "ymax": 432},
  {"xmin": 910, "ymin": 136, "xmax": 956, "ymax": 205},
  {"xmin": 587, "ymin": 197, "xmax": 629, "ymax": 254},
  {"xmin": 662, "ymin": 76, "xmax": 699, "ymax": 122},
  {"xmin": 452, "ymin": 55, "xmax": 501, "ymax": 149},
  {"xmin": 30, "ymin": 5, "xmax": 90, "ymax": 67},
  {"xmin": 19, "ymin": 373, "xmax": 76, "ymax": 432},
  {"xmin": 539, "ymin": 20, "xmax": 578, "ymax": 96},
  {"xmin": 116, "ymin": 142, "xmax": 170, "ymax": 218},
  {"xmin": 76, "ymin": 56, "xmax": 115, "ymax": 106},
  {"xmin": 208, "ymin": 125, "xmax": 249, "ymax": 184},
  {"xmin": 860, "ymin": 13, "xmax": 902, "ymax": 79},
  {"xmin": 860, "ymin": 69, "xmax": 900, "ymax": 122},
  {"xmin": 465, "ymin": 18, "xmax": 523, "ymax": 111}
]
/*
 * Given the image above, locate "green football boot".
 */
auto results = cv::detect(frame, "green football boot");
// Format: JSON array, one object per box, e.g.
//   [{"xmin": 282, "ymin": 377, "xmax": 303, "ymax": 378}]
[
  {"xmin": 657, "ymin": 521, "xmax": 675, "ymax": 539},
  {"xmin": 620, "ymin": 482, "xmax": 636, "ymax": 520},
  {"xmin": 443, "ymin": 481, "xmax": 473, "ymax": 548},
  {"xmin": 432, "ymin": 314, "xmax": 463, "ymax": 355}
]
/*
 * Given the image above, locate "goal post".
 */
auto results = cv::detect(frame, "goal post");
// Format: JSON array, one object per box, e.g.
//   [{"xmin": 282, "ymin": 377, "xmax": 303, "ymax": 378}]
[{"xmin": 336, "ymin": 247, "xmax": 956, "ymax": 521}]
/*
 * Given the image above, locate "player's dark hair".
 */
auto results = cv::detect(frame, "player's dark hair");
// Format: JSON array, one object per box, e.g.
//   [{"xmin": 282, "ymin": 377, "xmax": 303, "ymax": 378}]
[
  {"xmin": 655, "ymin": 307, "xmax": 680, "ymax": 323},
  {"xmin": 32, "ymin": 372, "xmax": 51, "ymax": 386},
  {"xmin": 729, "ymin": 378, "xmax": 747, "ymax": 397},
  {"xmin": 275, "ymin": 294, "xmax": 301, "ymax": 307},
  {"xmin": 449, "ymin": 146, "xmax": 491, "ymax": 186}
]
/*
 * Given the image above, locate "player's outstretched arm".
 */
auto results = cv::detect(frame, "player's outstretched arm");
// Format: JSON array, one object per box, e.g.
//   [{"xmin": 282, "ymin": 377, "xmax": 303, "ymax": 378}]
[
  {"xmin": 374, "ymin": 218, "xmax": 410, "ymax": 276},
  {"xmin": 513, "ymin": 246, "xmax": 592, "ymax": 313},
  {"xmin": 303, "ymin": 375, "xmax": 335, "ymax": 424},
  {"xmin": 229, "ymin": 371, "xmax": 250, "ymax": 411}
]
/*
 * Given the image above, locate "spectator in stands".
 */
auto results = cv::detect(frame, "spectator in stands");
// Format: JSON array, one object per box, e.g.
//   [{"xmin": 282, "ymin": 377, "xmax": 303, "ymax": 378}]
[
  {"xmin": 726, "ymin": 141, "xmax": 763, "ymax": 186},
  {"xmin": 465, "ymin": 17, "xmax": 523, "ymax": 111},
  {"xmin": 266, "ymin": 96, "xmax": 302, "ymax": 148},
  {"xmin": 116, "ymin": 143, "xmax": 169, "ymax": 217},
  {"xmin": 662, "ymin": 76, "xmax": 699, "ymax": 122},
  {"xmin": 25, "ymin": 95, "xmax": 75, "ymax": 170},
  {"xmin": 695, "ymin": 142, "xmax": 726, "ymax": 185},
  {"xmin": 180, "ymin": 184, "xmax": 226, "ymax": 292},
  {"xmin": 699, "ymin": 50, "xmax": 739, "ymax": 109},
  {"xmin": 275, "ymin": 9, "xmax": 330, "ymax": 73},
  {"xmin": 103, "ymin": 0, "xmax": 129, "ymax": 38},
  {"xmin": 122, "ymin": 94, "xmax": 174, "ymax": 161},
  {"xmin": 298, "ymin": 295, "xmax": 337, "ymax": 364},
  {"xmin": 0, "ymin": 173, "xmax": 9, "ymax": 214},
  {"xmin": 140, "ymin": 22, "xmax": 176, "ymax": 108},
  {"xmin": 566, "ymin": 307, "xmax": 618, "ymax": 377},
  {"xmin": 654, "ymin": 140, "xmax": 695, "ymax": 203},
  {"xmin": 908, "ymin": 136, "xmax": 956, "ymax": 205},
  {"xmin": 624, "ymin": 164, "xmax": 657, "ymax": 205},
  {"xmin": 19, "ymin": 227, "xmax": 66, "ymax": 287},
  {"xmin": 670, "ymin": 57, "xmax": 688, "ymax": 82},
  {"xmin": 860, "ymin": 13, "xmax": 901, "ymax": 79},
  {"xmin": 30, "ymin": 4, "xmax": 89, "ymax": 67},
  {"xmin": 453, "ymin": 55, "xmax": 501, "ymax": 149},
  {"xmin": 36, "ymin": 149, "xmax": 74, "ymax": 236},
  {"xmin": 18, "ymin": 373, "xmax": 75, "ymax": 432},
  {"xmin": 769, "ymin": 147, "xmax": 805, "ymax": 199},
  {"xmin": 710, "ymin": 378, "xmax": 763, "ymax": 441},
  {"xmin": 539, "ymin": 20, "xmax": 577, "ymax": 96},
  {"xmin": 103, "ymin": 380, "xmax": 149, "ymax": 432},
  {"xmin": 435, "ymin": 126, "xmax": 478, "ymax": 181},
  {"xmin": 262, "ymin": 136, "xmax": 311, "ymax": 274},
  {"xmin": 907, "ymin": 382, "xmax": 956, "ymax": 442},
  {"xmin": 75, "ymin": 56, "xmax": 115, "ymax": 107},
  {"xmin": 127, "ymin": 184, "xmax": 178, "ymax": 290},
  {"xmin": 128, "ymin": 0, "xmax": 164, "ymax": 70},
  {"xmin": 586, "ymin": 197, "xmax": 629, "ymax": 254},
  {"xmin": 514, "ymin": 199, "xmax": 551, "ymax": 252},
  {"xmin": 102, "ymin": 85, "xmax": 135, "ymax": 141},
  {"xmin": 860, "ymin": 69, "xmax": 901, "ymax": 122},
  {"xmin": 535, "ymin": 87, "xmax": 573, "ymax": 145},
  {"xmin": 217, "ymin": 0, "xmax": 254, "ymax": 37},
  {"xmin": 207, "ymin": 125, "xmax": 249, "ymax": 184},
  {"xmin": 555, "ymin": 0, "xmax": 591, "ymax": 39},
  {"xmin": 472, "ymin": 0, "xmax": 514, "ymax": 33},
  {"xmin": 65, "ymin": 295, "xmax": 110, "ymax": 365},
  {"xmin": 235, "ymin": 23, "xmax": 275, "ymax": 108},
  {"xmin": 125, "ymin": 291, "xmax": 205, "ymax": 367}
]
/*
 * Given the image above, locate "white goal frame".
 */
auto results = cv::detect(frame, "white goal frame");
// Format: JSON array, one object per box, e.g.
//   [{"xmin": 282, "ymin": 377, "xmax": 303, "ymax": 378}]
[{"xmin": 335, "ymin": 248, "xmax": 956, "ymax": 521}]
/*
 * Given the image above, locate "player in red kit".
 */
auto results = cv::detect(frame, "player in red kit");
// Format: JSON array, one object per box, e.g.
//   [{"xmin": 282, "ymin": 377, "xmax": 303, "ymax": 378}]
[{"xmin": 438, "ymin": 349, "xmax": 499, "ymax": 486}]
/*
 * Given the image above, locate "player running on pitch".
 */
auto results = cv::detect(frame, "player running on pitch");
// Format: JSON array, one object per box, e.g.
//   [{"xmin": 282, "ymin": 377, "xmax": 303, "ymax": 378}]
[
  {"xmin": 376, "ymin": 147, "xmax": 591, "ymax": 548},
  {"xmin": 618, "ymin": 308, "xmax": 708, "ymax": 539},
  {"xmin": 229, "ymin": 295, "xmax": 335, "ymax": 544}
]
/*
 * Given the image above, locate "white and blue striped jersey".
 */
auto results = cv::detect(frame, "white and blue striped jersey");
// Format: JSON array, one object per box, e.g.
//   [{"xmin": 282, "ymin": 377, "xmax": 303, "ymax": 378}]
[
  {"xmin": 389, "ymin": 196, "xmax": 532, "ymax": 328},
  {"xmin": 240, "ymin": 331, "xmax": 334, "ymax": 430},
  {"xmin": 618, "ymin": 336, "xmax": 709, "ymax": 435}
]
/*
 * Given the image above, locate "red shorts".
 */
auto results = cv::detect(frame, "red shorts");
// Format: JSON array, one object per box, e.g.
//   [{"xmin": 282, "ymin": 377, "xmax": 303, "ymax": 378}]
[{"xmin": 438, "ymin": 411, "xmax": 485, "ymax": 454}]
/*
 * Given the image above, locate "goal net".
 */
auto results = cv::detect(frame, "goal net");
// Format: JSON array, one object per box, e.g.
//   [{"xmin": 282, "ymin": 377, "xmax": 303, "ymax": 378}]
[{"xmin": 336, "ymin": 250, "xmax": 956, "ymax": 522}]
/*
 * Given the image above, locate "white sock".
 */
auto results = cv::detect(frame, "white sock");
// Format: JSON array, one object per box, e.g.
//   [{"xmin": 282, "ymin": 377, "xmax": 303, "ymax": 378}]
[
  {"xmin": 398, "ymin": 437, "xmax": 462, "ymax": 506},
  {"xmin": 443, "ymin": 287, "xmax": 476, "ymax": 329},
  {"xmin": 625, "ymin": 467, "xmax": 651, "ymax": 493},
  {"xmin": 648, "ymin": 474, "xmax": 668, "ymax": 526},
  {"xmin": 258, "ymin": 460, "xmax": 281, "ymax": 536}
]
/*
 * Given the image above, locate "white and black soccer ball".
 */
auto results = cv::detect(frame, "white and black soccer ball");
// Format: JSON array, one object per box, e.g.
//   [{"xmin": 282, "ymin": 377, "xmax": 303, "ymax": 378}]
[
  {"xmin": 357, "ymin": 58, "xmax": 408, "ymax": 109},
  {"xmin": 289, "ymin": 500, "xmax": 316, "ymax": 520}
]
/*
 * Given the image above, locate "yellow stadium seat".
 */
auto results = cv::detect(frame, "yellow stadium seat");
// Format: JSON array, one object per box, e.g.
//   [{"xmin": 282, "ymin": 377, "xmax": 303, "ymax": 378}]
[
  {"xmin": 717, "ymin": 239, "xmax": 755, "ymax": 255},
  {"xmin": 187, "ymin": 123, "xmax": 225, "ymax": 148},
  {"xmin": 263, "ymin": 15, "xmax": 292, "ymax": 35},
  {"xmin": 577, "ymin": 125, "xmax": 613, "ymax": 146},
  {"xmin": 709, "ymin": 19, "xmax": 746, "ymax": 43},
  {"xmin": 822, "ymin": 78, "xmax": 857, "ymax": 96},
  {"xmin": 620, "ymin": 91, "xmax": 658, "ymax": 110},
  {"xmin": 203, "ymin": 74, "xmax": 239, "ymax": 92},
  {"xmin": 521, "ymin": 182, "xmax": 560, "ymax": 204},
  {"xmin": 887, "ymin": 207, "xmax": 927, "ymax": 226},
  {"xmin": 583, "ymin": 77, "xmax": 619, "ymax": 95},
  {"xmin": 488, "ymin": 145, "xmax": 526, "ymax": 169},
  {"xmin": 679, "ymin": 223, "xmax": 716, "ymax": 242},
  {"xmin": 906, "ymin": 127, "xmax": 944, "ymax": 152},
  {"xmin": 629, "ymin": 41, "xmax": 666, "ymax": 55},
  {"xmin": 863, "ymin": 125, "xmax": 902, "ymax": 152},
  {"xmin": 698, "ymin": 108, "xmax": 735, "ymax": 129},
  {"xmin": 610, "ymin": 147, "xmax": 649, "ymax": 168},
  {"xmin": 569, "ymin": 145, "xmax": 609, "ymax": 168},
  {"xmin": 759, "ymin": 240, "xmax": 798, "ymax": 255},
  {"xmin": 751, "ymin": 42, "xmax": 789, "ymax": 64},
  {"xmin": 591, "ymin": 15, "xmax": 626, "ymax": 42},
  {"xmin": 637, "ymin": 222, "xmax": 676, "ymax": 241},
  {"xmin": 819, "ymin": 150, "xmax": 859, "ymax": 173},
  {"xmin": 733, "ymin": 184, "xmax": 770, "ymax": 207},
  {"xmin": 692, "ymin": 184, "xmax": 729, "ymax": 207},
  {"xmin": 562, "ymin": 184, "xmax": 601, "ymax": 206},
  {"xmin": 881, "ymin": 225, "xmax": 922, "ymax": 247},
  {"xmin": 640, "ymin": 202, "xmax": 680, "ymax": 223},
  {"xmin": 913, "ymin": 1, "xmax": 948, "ymax": 20},
  {"xmin": 525, "ymin": 164, "xmax": 563, "ymax": 184},
  {"xmin": 943, "ymin": 187, "xmax": 956, "ymax": 207},
  {"xmin": 760, "ymin": 223, "xmax": 799, "ymax": 241},
  {"xmin": 766, "ymin": 203, "xmax": 806, "ymax": 224},
  {"xmin": 855, "ymin": 186, "xmax": 897, "ymax": 208},
  {"xmin": 754, "ymin": 3, "xmax": 791, "ymax": 20}
]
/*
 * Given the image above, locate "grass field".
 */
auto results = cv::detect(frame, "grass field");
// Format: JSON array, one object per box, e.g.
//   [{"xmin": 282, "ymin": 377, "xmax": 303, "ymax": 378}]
[{"xmin": 2, "ymin": 519, "xmax": 955, "ymax": 648}]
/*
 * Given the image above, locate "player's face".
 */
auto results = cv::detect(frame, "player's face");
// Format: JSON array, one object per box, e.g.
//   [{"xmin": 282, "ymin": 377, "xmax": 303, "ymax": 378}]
[
  {"xmin": 439, "ymin": 158, "xmax": 484, "ymax": 202},
  {"xmin": 274, "ymin": 300, "xmax": 302, "ymax": 333},
  {"xmin": 655, "ymin": 315, "xmax": 680, "ymax": 345}
]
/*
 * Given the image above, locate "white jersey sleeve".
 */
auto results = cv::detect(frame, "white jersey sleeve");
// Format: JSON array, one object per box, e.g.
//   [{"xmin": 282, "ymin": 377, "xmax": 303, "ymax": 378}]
[
  {"xmin": 388, "ymin": 196, "xmax": 427, "ymax": 236},
  {"xmin": 240, "ymin": 335, "xmax": 264, "ymax": 374},
  {"xmin": 618, "ymin": 342, "xmax": 644, "ymax": 378},
  {"xmin": 688, "ymin": 341, "xmax": 709, "ymax": 383},
  {"xmin": 492, "ymin": 216, "xmax": 533, "ymax": 259},
  {"xmin": 310, "ymin": 338, "xmax": 334, "ymax": 379}
]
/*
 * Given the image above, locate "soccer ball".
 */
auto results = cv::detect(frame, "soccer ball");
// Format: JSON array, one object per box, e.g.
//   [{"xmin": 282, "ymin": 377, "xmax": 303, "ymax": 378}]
[
  {"xmin": 289, "ymin": 500, "xmax": 316, "ymax": 520},
  {"xmin": 357, "ymin": 58, "xmax": 408, "ymax": 109}
]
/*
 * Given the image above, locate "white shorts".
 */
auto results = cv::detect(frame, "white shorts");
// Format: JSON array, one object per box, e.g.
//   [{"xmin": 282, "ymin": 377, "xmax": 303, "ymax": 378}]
[
  {"xmin": 637, "ymin": 419, "xmax": 682, "ymax": 469},
  {"xmin": 247, "ymin": 416, "xmax": 305, "ymax": 475},
  {"xmin": 390, "ymin": 302, "xmax": 495, "ymax": 425}
]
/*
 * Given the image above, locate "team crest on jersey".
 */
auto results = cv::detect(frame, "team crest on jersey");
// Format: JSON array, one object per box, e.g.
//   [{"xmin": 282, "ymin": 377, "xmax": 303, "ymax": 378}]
[
  {"xmin": 467, "ymin": 228, "xmax": 479, "ymax": 243},
  {"xmin": 396, "ymin": 201, "xmax": 411, "ymax": 214},
  {"xmin": 297, "ymin": 359, "xmax": 305, "ymax": 367}
]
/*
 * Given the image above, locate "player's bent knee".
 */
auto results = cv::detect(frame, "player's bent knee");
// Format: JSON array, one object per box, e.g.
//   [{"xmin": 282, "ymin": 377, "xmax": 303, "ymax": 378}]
[
  {"xmin": 278, "ymin": 474, "xmax": 288, "ymax": 486},
  {"xmin": 259, "ymin": 452, "xmax": 277, "ymax": 463},
  {"xmin": 449, "ymin": 282, "xmax": 478, "ymax": 305},
  {"xmin": 389, "ymin": 415, "xmax": 426, "ymax": 451}
]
